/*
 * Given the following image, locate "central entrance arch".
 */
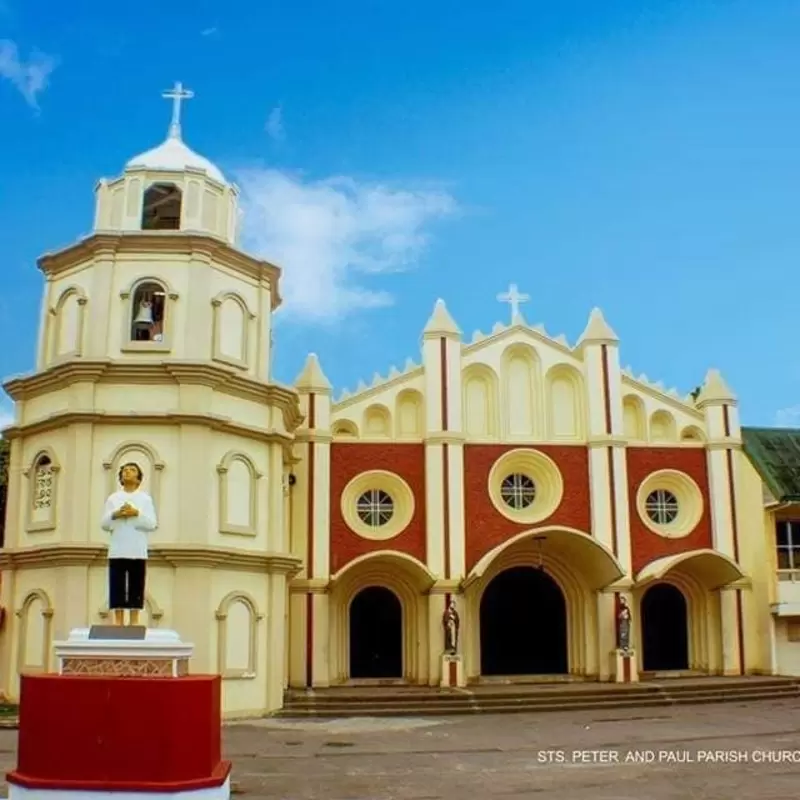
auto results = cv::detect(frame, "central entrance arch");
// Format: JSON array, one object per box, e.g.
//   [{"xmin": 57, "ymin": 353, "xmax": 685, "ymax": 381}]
[
  {"xmin": 641, "ymin": 583, "xmax": 689, "ymax": 671},
  {"xmin": 349, "ymin": 586, "xmax": 403, "ymax": 679},
  {"xmin": 480, "ymin": 566, "xmax": 568, "ymax": 675}
]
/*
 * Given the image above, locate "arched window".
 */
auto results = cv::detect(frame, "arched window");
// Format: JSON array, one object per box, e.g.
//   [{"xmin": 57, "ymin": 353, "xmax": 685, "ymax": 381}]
[
  {"xmin": 130, "ymin": 280, "xmax": 168, "ymax": 342},
  {"xmin": 24, "ymin": 450, "xmax": 60, "ymax": 532},
  {"xmin": 141, "ymin": 183, "xmax": 182, "ymax": 230}
]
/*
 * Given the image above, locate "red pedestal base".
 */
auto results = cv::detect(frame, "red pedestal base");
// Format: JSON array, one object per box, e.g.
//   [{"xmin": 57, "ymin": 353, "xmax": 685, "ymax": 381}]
[{"xmin": 7, "ymin": 674, "xmax": 230, "ymax": 798}]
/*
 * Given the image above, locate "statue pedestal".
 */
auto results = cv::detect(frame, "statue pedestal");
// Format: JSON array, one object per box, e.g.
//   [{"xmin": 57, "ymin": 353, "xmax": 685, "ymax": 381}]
[
  {"xmin": 440, "ymin": 654, "xmax": 466, "ymax": 688},
  {"xmin": 6, "ymin": 628, "xmax": 230, "ymax": 800},
  {"xmin": 54, "ymin": 626, "xmax": 193, "ymax": 677},
  {"xmin": 610, "ymin": 648, "xmax": 639, "ymax": 683}
]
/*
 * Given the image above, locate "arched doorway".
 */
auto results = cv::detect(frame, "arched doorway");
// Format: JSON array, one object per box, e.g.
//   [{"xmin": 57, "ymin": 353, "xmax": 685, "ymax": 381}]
[
  {"xmin": 480, "ymin": 566, "xmax": 568, "ymax": 675},
  {"xmin": 641, "ymin": 583, "xmax": 689, "ymax": 671},
  {"xmin": 349, "ymin": 586, "xmax": 403, "ymax": 679}
]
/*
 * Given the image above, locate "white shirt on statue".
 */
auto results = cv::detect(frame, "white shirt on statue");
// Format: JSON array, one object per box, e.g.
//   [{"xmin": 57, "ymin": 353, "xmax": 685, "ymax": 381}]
[{"xmin": 100, "ymin": 490, "xmax": 158, "ymax": 560}]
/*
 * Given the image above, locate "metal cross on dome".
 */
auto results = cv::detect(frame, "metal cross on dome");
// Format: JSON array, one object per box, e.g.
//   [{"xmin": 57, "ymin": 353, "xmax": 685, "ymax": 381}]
[
  {"xmin": 496, "ymin": 283, "xmax": 530, "ymax": 323},
  {"xmin": 163, "ymin": 81, "xmax": 195, "ymax": 139}
]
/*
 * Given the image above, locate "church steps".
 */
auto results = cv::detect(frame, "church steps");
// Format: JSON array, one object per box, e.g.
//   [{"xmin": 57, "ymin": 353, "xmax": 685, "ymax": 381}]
[{"xmin": 278, "ymin": 677, "xmax": 800, "ymax": 717}]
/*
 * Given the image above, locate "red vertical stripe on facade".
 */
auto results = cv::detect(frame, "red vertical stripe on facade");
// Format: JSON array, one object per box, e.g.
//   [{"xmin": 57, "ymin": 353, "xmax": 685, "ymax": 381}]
[
  {"xmin": 601, "ymin": 345, "xmax": 619, "ymax": 557},
  {"xmin": 723, "ymin": 406, "xmax": 745, "ymax": 673},
  {"xmin": 305, "ymin": 394, "xmax": 316, "ymax": 688},
  {"xmin": 440, "ymin": 337, "xmax": 451, "ymax": 580}
]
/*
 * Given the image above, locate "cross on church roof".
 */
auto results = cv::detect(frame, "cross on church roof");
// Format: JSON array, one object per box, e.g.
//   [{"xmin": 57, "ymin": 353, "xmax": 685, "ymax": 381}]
[
  {"xmin": 162, "ymin": 81, "xmax": 194, "ymax": 139},
  {"xmin": 496, "ymin": 283, "xmax": 530, "ymax": 323}
]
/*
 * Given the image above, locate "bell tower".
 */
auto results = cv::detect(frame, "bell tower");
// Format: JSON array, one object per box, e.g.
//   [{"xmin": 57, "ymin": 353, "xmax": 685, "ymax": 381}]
[
  {"xmin": 34, "ymin": 82, "xmax": 277, "ymax": 377},
  {"xmin": 0, "ymin": 84, "xmax": 301, "ymax": 711}
]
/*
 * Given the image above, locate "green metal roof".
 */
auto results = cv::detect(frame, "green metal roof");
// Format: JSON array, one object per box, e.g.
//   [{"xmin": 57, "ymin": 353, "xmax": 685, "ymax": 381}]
[{"xmin": 742, "ymin": 427, "xmax": 800, "ymax": 503}]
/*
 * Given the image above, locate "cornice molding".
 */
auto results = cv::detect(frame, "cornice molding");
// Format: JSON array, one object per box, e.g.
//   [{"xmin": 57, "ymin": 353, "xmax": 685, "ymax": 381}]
[
  {"xmin": 37, "ymin": 232, "xmax": 283, "ymax": 308},
  {"xmin": 3, "ymin": 359, "xmax": 303, "ymax": 434},
  {"xmin": 1, "ymin": 410, "xmax": 295, "ymax": 449},
  {"xmin": 0, "ymin": 543, "xmax": 303, "ymax": 574}
]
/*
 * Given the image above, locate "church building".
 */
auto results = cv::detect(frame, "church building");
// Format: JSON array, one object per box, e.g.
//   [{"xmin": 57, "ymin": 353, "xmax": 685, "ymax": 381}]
[{"xmin": 0, "ymin": 87, "xmax": 794, "ymax": 716}]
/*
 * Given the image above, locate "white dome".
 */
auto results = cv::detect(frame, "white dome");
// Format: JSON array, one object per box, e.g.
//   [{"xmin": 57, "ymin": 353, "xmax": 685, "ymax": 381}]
[{"xmin": 126, "ymin": 134, "xmax": 225, "ymax": 184}]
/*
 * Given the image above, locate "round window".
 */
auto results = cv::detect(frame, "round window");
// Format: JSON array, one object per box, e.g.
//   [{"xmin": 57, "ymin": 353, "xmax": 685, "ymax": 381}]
[
  {"xmin": 645, "ymin": 489, "xmax": 679, "ymax": 525},
  {"xmin": 356, "ymin": 489, "xmax": 395, "ymax": 528},
  {"xmin": 500, "ymin": 473, "xmax": 536, "ymax": 510}
]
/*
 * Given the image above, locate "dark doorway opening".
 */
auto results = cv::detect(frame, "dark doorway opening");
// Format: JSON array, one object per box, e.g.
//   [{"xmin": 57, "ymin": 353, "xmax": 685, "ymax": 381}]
[
  {"xmin": 480, "ymin": 566, "xmax": 568, "ymax": 675},
  {"xmin": 641, "ymin": 583, "xmax": 689, "ymax": 671},
  {"xmin": 349, "ymin": 586, "xmax": 403, "ymax": 679}
]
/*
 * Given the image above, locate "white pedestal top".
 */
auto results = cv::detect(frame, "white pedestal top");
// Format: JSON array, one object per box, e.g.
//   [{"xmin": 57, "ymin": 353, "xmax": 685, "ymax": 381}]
[{"xmin": 54, "ymin": 628, "xmax": 194, "ymax": 660}]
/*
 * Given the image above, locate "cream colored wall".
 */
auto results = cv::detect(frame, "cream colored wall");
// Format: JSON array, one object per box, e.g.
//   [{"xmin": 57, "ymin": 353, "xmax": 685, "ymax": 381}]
[
  {"xmin": 773, "ymin": 620, "xmax": 800, "ymax": 675},
  {"xmin": 0, "ymin": 561, "xmax": 289, "ymax": 714},
  {"xmin": 95, "ymin": 169, "xmax": 237, "ymax": 244},
  {"xmin": 329, "ymin": 323, "xmax": 708, "ymax": 446},
  {"xmin": 1, "ymin": 159, "xmax": 297, "ymax": 715},
  {"xmin": 734, "ymin": 453, "xmax": 778, "ymax": 672}
]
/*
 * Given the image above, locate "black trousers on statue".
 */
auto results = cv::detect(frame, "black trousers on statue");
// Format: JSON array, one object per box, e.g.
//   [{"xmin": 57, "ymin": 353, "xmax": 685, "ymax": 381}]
[{"xmin": 108, "ymin": 558, "xmax": 146, "ymax": 610}]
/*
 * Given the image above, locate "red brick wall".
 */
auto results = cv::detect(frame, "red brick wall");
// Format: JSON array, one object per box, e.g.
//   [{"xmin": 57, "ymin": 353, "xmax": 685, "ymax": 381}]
[
  {"xmin": 464, "ymin": 445, "xmax": 591, "ymax": 572},
  {"xmin": 329, "ymin": 444, "xmax": 426, "ymax": 573},
  {"xmin": 627, "ymin": 447, "xmax": 712, "ymax": 574}
]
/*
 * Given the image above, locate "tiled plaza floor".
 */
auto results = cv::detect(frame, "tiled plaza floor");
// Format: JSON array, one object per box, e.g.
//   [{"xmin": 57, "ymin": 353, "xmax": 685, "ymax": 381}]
[{"xmin": 2, "ymin": 699, "xmax": 799, "ymax": 798}]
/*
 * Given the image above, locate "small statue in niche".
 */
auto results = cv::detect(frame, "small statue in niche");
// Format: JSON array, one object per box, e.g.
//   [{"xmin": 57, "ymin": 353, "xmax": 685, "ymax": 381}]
[
  {"xmin": 616, "ymin": 596, "xmax": 632, "ymax": 652},
  {"xmin": 442, "ymin": 598, "xmax": 460, "ymax": 655}
]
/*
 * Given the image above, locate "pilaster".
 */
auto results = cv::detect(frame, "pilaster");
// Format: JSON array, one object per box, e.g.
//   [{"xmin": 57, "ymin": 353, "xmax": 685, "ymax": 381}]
[
  {"xmin": 62, "ymin": 423, "xmax": 93, "ymax": 544},
  {"xmin": 294, "ymin": 354, "xmax": 332, "ymax": 689},
  {"xmin": 182, "ymin": 251, "xmax": 213, "ymax": 360},
  {"xmin": 422, "ymin": 299, "xmax": 462, "ymax": 581},
  {"xmin": 697, "ymin": 369, "xmax": 740, "ymax": 560},
  {"xmin": 177, "ymin": 424, "xmax": 212, "ymax": 544},
  {"xmin": 256, "ymin": 280, "xmax": 272, "ymax": 382},
  {"xmin": 4, "ymin": 438, "xmax": 23, "ymax": 549},
  {"xmin": 577, "ymin": 309, "xmax": 626, "ymax": 566},
  {"xmin": 84, "ymin": 249, "xmax": 115, "ymax": 359},
  {"xmin": 719, "ymin": 587, "xmax": 743, "ymax": 675},
  {"xmin": 35, "ymin": 277, "xmax": 53, "ymax": 371}
]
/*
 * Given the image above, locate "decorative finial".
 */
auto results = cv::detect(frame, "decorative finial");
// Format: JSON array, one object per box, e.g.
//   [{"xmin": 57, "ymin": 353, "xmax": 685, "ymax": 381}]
[
  {"xmin": 496, "ymin": 283, "xmax": 530, "ymax": 323},
  {"xmin": 162, "ymin": 81, "xmax": 194, "ymax": 140}
]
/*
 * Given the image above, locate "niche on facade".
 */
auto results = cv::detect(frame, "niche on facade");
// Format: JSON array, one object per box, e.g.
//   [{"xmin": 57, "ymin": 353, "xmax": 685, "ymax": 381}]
[
  {"xmin": 650, "ymin": 410, "xmax": 678, "ymax": 443},
  {"xmin": 15, "ymin": 589, "xmax": 54, "ymax": 674},
  {"xmin": 680, "ymin": 426, "xmax": 705, "ymax": 443},
  {"xmin": 217, "ymin": 451, "xmax": 263, "ymax": 536},
  {"xmin": 47, "ymin": 286, "xmax": 87, "ymax": 363},
  {"xmin": 23, "ymin": 450, "xmax": 60, "ymax": 532},
  {"xmin": 121, "ymin": 277, "xmax": 178, "ymax": 349},
  {"xmin": 332, "ymin": 420, "xmax": 359, "ymax": 439},
  {"xmin": 102, "ymin": 441, "xmax": 164, "ymax": 510},
  {"xmin": 215, "ymin": 591, "xmax": 263, "ymax": 679},
  {"xmin": 396, "ymin": 390, "xmax": 424, "ymax": 437},
  {"xmin": 211, "ymin": 292, "xmax": 255, "ymax": 369},
  {"xmin": 623, "ymin": 395, "xmax": 647, "ymax": 441},
  {"xmin": 545, "ymin": 365, "xmax": 585, "ymax": 440},
  {"xmin": 141, "ymin": 183, "xmax": 182, "ymax": 230},
  {"xmin": 501, "ymin": 344, "xmax": 542, "ymax": 437},
  {"xmin": 463, "ymin": 363, "xmax": 499, "ymax": 438},
  {"xmin": 363, "ymin": 404, "xmax": 391, "ymax": 437}
]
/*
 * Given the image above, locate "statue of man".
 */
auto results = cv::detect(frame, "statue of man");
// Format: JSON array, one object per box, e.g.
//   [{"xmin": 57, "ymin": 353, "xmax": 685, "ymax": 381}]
[
  {"xmin": 100, "ymin": 462, "xmax": 157, "ymax": 626},
  {"xmin": 442, "ymin": 598, "xmax": 460, "ymax": 655},
  {"xmin": 617, "ymin": 596, "xmax": 632, "ymax": 652}
]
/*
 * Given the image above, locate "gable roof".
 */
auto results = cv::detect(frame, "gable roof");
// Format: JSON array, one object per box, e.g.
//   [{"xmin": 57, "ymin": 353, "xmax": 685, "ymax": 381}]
[{"xmin": 742, "ymin": 427, "xmax": 800, "ymax": 503}]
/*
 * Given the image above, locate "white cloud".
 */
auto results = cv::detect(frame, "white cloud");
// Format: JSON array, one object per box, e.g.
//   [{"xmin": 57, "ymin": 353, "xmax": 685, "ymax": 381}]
[
  {"xmin": 775, "ymin": 406, "xmax": 800, "ymax": 428},
  {"xmin": 265, "ymin": 106, "xmax": 284, "ymax": 141},
  {"xmin": 201, "ymin": 27, "xmax": 218, "ymax": 37},
  {"xmin": 0, "ymin": 40, "xmax": 57, "ymax": 109},
  {"xmin": 237, "ymin": 169, "xmax": 457, "ymax": 323}
]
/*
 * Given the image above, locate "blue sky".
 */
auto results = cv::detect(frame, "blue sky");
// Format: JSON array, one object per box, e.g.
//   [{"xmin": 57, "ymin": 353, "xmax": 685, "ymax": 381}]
[{"xmin": 2, "ymin": 0, "xmax": 800, "ymax": 425}]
